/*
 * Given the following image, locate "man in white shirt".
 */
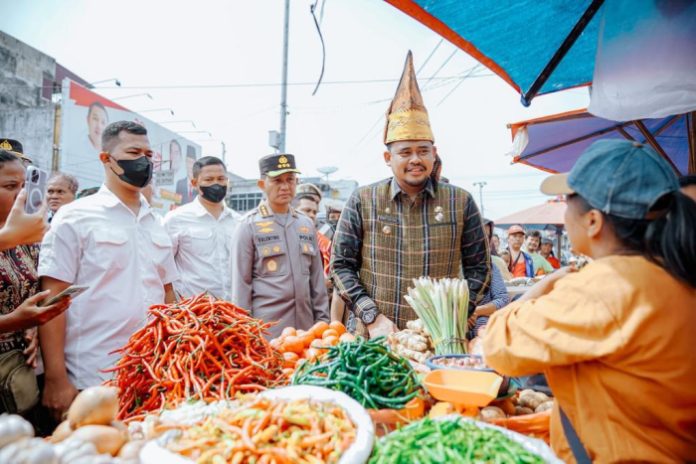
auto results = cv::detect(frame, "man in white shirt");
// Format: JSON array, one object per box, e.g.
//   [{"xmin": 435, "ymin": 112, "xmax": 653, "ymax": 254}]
[
  {"xmin": 164, "ymin": 156, "xmax": 240, "ymax": 300},
  {"xmin": 38, "ymin": 121, "xmax": 178, "ymax": 420}
]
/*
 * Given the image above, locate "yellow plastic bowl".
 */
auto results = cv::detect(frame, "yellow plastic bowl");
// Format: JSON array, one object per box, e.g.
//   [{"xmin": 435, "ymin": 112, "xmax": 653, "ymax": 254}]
[{"xmin": 423, "ymin": 369, "xmax": 502, "ymax": 408}]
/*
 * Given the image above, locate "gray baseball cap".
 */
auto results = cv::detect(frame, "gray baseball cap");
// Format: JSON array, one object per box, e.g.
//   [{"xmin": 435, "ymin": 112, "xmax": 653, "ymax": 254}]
[{"xmin": 541, "ymin": 139, "xmax": 679, "ymax": 220}]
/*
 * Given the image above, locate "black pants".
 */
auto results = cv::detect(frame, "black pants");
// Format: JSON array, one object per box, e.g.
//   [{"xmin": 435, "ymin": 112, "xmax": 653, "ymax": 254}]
[{"xmin": 24, "ymin": 374, "xmax": 61, "ymax": 437}]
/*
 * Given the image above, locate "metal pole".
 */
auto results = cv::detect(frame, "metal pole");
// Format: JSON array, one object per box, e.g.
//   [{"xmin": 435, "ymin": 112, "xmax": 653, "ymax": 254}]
[
  {"xmin": 473, "ymin": 181, "xmax": 487, "ymax": 217},
  {"xmin": 52, "ymin": 104, "xmax": 62, "ymax": 172},
  {"xmin": 520, "ymin": 0, "xmax": 605, "ymax": 106},
  {"xmin": 279, "ymin": 0, "xmax": 290, "ymax": 153},
  {"xmin": 221, "ymin": 141, "xmax": 227, "ymax": 166}
]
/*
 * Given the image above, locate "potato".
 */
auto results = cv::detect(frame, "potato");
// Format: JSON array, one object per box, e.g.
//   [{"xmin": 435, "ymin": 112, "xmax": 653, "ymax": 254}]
[
  {"xmin": 515, "ymin": 406, "xmax": 534, "ymax": 416},
  {"xmin": 518, "ymin": 390, "xmax": 547, "ymax": 410},
  {"xmin": 535, "ymin": 400, "xmax": 554, "ymax": 413},
  {"xmin": 480, "ymin": 406, "xmax": 506, "ymax": 421},
  {"xmin": 495, "ymin": 398, "xmax": 517, "ymax": 417},
  {"xmin": 69, "ymin": 425, "xmax": 126, "ymax": 456},
  {"xmin": 429, "ymin": 402, "xmax": 456, "ymax": 419},
  {"xmin": 67, "ymin": 386, "xmax": 119, "ymax": 428},
  {"xmin": 49, "ymin": 420, "xmax": 73, "ymax": 443}
]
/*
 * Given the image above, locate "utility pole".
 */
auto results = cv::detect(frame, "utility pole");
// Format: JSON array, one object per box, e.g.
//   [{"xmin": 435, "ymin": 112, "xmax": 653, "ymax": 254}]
[
  {"xmin": 473, "ymin": 181, "xmax": 487, "ymax": 217},
  {"xmin": 221, "ymin": 141, "xmax": 227, "ymax": 166},
  {"xmin": 279, "ymin": 0, "xmax": 290, "ymax": 153}
]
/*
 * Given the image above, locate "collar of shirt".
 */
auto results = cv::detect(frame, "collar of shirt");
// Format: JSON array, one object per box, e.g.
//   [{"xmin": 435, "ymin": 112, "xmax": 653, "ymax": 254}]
[
  {"xmin": 97, "ymin": 184, "xmax": 153, "ymax": 221},
  {"xmin": 191, "ymin": 196, "xmax": 236, "ymax": 221},
  {"xmin": 258, "ymin": 200, "xmax": 298, "ymax": 219},
  {"xmin": 389, "ymin": 177, "xmax": 436, "ymax": 202}
]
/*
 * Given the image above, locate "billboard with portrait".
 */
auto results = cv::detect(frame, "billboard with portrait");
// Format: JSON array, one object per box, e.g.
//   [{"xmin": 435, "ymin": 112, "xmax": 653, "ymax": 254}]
[{"xmin": 59, "ymin": 79, "xmax": 201, "ymax": 212}]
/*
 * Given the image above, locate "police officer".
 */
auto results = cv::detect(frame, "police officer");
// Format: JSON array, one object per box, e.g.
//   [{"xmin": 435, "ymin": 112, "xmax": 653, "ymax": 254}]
[{"xmin": 231, "ymin": 154, "xmax": 329, "ymax": 338}]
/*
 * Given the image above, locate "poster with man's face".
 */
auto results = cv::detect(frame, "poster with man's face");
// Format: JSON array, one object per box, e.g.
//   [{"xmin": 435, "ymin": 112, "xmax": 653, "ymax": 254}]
[{"xmin": 59, "ymin": 79, "xmax": 201, "ymax": 212}]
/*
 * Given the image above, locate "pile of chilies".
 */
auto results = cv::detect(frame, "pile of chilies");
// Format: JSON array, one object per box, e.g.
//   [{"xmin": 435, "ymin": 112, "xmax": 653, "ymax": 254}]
[{"xmin": 106, "ymin": 294, "xmax": 285, "ymax": 420}]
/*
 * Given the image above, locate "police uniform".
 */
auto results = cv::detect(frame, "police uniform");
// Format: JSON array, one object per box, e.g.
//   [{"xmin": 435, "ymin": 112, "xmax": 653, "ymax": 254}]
[
  {"xmin": 230, "ymin": 154, "xmax": 329, "ymax": 338},
  {"xmin": 0, "ymin": 139, "xmax": 33, "ymax": 165}
]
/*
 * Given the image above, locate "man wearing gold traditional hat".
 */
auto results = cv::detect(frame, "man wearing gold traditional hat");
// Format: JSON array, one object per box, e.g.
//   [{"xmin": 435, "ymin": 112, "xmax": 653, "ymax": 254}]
[{"xmin": 331, "ymin": 52, "xmax": 491, "ymax": 338}]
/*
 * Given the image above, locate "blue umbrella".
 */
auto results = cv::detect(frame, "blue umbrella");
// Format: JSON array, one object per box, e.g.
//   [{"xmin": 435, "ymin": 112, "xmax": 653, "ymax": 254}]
[{"xmin": 385, "ymin": 0, "xmax": 607, "ymax": 106}]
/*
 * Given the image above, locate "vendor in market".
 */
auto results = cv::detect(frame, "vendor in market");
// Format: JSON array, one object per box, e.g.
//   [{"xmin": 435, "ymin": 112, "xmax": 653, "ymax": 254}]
[
  {"xmin": 504, "ymin": 225, "xmax": 534, "ymax": 278},
  {"xmin": 331, "ymin": 51, "xmax": 490, "ymax": 338},
  {"xmin": 524, "ymin": 230, "xmax": 555, "ymax": 275},
  {"xmin": 231, "ymin": 154, "xmax": 329, "ymax": 339},
  {"xmin": 539, "ymin": 237, "xmax": 560, "ymax": 269},
  {"xmin": 482, "ymin": 140, "xmax": 696, "ymax": 462}
]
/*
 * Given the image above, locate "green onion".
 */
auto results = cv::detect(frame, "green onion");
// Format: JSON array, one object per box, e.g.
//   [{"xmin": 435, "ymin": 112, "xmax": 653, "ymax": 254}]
[{"xmin": 404, "ymin": 278, "xmax": 469, "ymax": 355}]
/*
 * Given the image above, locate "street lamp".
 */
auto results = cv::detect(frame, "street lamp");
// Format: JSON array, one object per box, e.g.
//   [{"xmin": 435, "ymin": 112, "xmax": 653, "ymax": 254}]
[
  {"xmin": 158, "ymin": 120, "xmax": 196, "ymax": 128},
  {"xmin": 473, "ymin": 181, "xmax": 488, "ymax": 217},
  {"xmin": 113, "ymin": 93, "xmax": 152, "ymax": 101},
  {"xmin": 89, "ymin": 78, "xmax": 121, "ymax": 87},
  {"xmin": 179, "ymin": 130, "xmax": 213, "ymax": 138},
  {"xmin": 137, "ymin": 108, "xmax": 175, "ymax": 116}
]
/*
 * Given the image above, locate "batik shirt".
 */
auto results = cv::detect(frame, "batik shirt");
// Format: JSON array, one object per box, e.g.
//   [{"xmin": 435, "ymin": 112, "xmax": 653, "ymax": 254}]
[{"xmin": 0, "ymin": 245, "xmax": 39, "ymax": 351}]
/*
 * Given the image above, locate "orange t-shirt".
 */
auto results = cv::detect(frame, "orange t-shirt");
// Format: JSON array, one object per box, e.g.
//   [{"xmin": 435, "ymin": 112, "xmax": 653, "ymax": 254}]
[
  {"xmin": 546, "ymin": 256, "xmax": 561, "ymax": 269},
  {"xmin": 509, "ymin": 252, "xmax": 528, "ymax": 277},
  {"xmin": 316, "ymin": 231, "xmax": 332, "ymax": 276},
  {"xmin": 484, "ymin": 256, "xmax": 696, "ymax": 462}
]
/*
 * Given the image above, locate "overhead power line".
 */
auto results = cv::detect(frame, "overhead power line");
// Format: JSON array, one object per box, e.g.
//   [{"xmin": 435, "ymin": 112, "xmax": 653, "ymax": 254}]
[{"xmin": 2, "ymin": 75, "xmax": 490, "ymax": 91}]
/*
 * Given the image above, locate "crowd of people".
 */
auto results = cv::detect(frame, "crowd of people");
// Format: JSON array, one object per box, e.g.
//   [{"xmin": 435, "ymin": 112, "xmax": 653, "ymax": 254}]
[{"xmin": 0, "ymin": 50, "xmax": 695, "ymax": 461}]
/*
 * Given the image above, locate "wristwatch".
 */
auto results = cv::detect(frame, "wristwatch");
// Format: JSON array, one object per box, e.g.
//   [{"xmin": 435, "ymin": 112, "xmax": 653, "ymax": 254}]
[{"xmin": 360, "ymin": 307, "xmax": 378, "ymax": 325}]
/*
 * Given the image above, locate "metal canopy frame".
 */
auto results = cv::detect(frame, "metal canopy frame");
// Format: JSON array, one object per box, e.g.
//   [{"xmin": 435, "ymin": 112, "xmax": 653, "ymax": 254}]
[
  {"xmin": 515, "ymin": 111, "xmax": 694, "ymax": 174},
  {"xmin": 521, "ymin": 0, "xmax": 606, "ymax": 106}
]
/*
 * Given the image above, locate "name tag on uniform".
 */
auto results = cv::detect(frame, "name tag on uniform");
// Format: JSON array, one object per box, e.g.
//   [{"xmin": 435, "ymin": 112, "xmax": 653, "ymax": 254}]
[{"xmin": 255, "ymin": 234, "xmax": 281, "ymax": 244}]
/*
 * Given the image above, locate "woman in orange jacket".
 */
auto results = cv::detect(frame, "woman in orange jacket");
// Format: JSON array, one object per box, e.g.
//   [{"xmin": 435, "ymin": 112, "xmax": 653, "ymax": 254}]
[{"xmin": 483, "ymin": 140, "xmax": 696, "ymax": 463}]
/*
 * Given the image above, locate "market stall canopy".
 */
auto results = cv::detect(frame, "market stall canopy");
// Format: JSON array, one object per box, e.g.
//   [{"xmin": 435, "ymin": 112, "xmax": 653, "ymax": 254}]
[
  {"xmin": 384, "ymin": 0, "xmax": 696, "ymax": 115},
  {"xmin": 508, "ymin": 109, "xmax": 695, "ymax": 175},
  {"xmin": 495, "ymin": 200, "xmax": 566, "ymax": 228},
  {"xmin": 384, "ymin": 0, "xmax": 605, "ymax": 106}
]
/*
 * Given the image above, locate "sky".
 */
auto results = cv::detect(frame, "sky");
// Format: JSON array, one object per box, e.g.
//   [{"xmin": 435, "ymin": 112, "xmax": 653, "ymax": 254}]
[{"xmin": 1, "ymin": 0, "xmax": 589, "ymax": 219}]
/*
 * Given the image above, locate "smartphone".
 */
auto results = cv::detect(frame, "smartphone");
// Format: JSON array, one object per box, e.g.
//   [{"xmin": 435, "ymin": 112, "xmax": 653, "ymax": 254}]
[
  {"xmin": 24, "ymin": 166, "xmax": 48, "ymax": 214},
  {"xmin": 42, "ymin": 285, "xmax": 89, "ymax": 306}
]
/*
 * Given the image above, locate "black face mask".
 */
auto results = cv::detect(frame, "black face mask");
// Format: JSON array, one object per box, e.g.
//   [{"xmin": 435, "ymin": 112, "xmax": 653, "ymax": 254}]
[
  {"xmin": 200, "ymin": 183, "xmax": 227, "ymax": 203},
  {"xmin": 111, "ymin": 156, "xmax": 153, "ymax": 188}
]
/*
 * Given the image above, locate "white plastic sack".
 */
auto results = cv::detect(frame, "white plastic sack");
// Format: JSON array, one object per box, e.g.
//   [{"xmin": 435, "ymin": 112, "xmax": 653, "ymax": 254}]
[
  {"xmin": 140, "ymin": 386, "xmax": 375, "ymax": 464},
  {"xmin": 589, "ymin": 0, "xmax": 696, "ymax": 121}
]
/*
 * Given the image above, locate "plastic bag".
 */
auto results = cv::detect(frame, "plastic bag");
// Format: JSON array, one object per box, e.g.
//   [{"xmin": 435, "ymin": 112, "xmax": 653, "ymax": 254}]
[
  {"xmin": 489, "ymin": 409, "xmax": 551, "ymax": 444},
  {"xmin": 368, "ymin": 397, "xmax": 425, "ymax": 436}
]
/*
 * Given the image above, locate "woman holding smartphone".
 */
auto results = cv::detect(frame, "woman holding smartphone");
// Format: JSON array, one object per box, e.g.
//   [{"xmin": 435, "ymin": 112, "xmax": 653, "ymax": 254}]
[{"xmin": 0, "ymin": 149, "xmax": 71, "ymax": 418}]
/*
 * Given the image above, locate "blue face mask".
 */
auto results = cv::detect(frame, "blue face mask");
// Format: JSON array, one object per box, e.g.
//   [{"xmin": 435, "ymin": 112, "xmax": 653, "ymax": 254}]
[{"xmin": 111, "ymin": 156, "xmax": 153, "ymax": 188}]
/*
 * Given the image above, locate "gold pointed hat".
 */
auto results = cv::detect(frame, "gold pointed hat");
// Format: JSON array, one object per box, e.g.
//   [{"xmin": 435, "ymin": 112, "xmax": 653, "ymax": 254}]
[{"xmin": 384, "ymin": 51, "xmax": 434, "ymax": 145}]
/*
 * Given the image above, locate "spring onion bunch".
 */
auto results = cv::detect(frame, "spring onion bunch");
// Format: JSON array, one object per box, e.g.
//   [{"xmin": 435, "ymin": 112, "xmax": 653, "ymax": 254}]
[{"xmin": 404, "ymin": 277, "xmax": 469, "ymax": 355}]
